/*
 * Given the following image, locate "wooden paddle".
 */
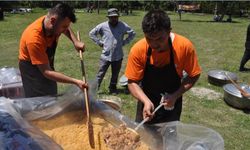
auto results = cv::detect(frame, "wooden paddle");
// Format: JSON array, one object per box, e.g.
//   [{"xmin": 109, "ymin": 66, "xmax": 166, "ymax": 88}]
[
  {"xmin": 224, "ymin": 72, "xmax": 250, "ymax": 98},
  {"xmin": 77, "ymin": 31, "xmax": 95, "ymax": 148}
]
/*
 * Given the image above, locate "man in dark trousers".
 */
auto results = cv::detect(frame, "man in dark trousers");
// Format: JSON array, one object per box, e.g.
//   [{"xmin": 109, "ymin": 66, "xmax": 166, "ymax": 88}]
[
  {"xmin": 19, "ymin": 3, "xmax": 87, "ymax": 97},
  {"xmin": 125, "ymin": 10, "xmax": 201, "ymax": 144},
  {"xmin": 239, "ymin": 24, "xmax": 250, "ymax": 72},
  {"xmin": 89, "ymin": 8, "xmax": 135, "ymax": 94}
]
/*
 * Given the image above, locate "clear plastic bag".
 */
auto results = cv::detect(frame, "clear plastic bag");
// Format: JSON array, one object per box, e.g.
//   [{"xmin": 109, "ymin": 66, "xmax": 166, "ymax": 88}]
[
  {"xmin": 10, "ymin": 85, "xmax": 160, "ymax": 150},
  {"xmin": 0, "ymin": 67, "xmax": 22, "ymax": 85},
  {"xmin": 0, "ymin": 67, "xmax": 24, "ymax": 99},
  {"xmin": 2, "ymin": 84, "xmax": 224, "ymax": 150},
  {"xmin": 0, "ymin": 97, "xmax": 62, "ymax": 150},
  {"xmin": 162, "ymin": 121, "xmax": 224, "ymax": 150}
]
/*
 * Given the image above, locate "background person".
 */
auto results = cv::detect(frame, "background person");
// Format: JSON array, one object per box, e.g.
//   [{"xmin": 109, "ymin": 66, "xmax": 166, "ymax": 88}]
[
  {"xmin": 89, "ymin": 8, "xmax": 135, "ymax": 94},
  {"xmin": 19, "ymin": 3, "xmax": 87, "ymax": 98},
  {"xmin": 239, "ymin": 24, "xmax": 250, "ymax": 72},
  {"xmin": 125, "ymin": 9, "xmax": 201, "ymax": 130}
]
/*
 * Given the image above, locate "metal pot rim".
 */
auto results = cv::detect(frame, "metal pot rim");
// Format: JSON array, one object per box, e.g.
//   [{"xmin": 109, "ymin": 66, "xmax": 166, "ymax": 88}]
[
  {"xmin": 223, "ymin": 83, "xmax": 250, "ymax": 98},
  {"xmin": 208, "ymin": 69, "xmax": 238, "ymax": 80}
]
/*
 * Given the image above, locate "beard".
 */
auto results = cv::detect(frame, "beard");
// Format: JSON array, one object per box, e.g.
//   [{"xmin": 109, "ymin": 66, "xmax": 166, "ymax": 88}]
[
  {"xmin": 47, "ymin": 25, "xmax": 61, "ymax": 37},
  {"xmin": 109, "ymin": 21, "xmax": 118, "ymax": 27}
]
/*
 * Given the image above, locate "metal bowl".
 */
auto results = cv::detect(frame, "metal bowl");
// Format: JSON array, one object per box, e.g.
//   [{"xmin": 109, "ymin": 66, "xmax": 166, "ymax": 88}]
[
  {"xmin": 119, "ymin": 74, "xmax": 128, "ymax": 87},
  {"xmin": 223, "ymin": 83, "xmax": 250, "ymax": 109},
  {"xmin": 98, "ymin": 95, "xmax": 122, "ymax": 111},
  {"xmin": 207, "ymin": 70, "xmax": 238, "ymax": 86}
]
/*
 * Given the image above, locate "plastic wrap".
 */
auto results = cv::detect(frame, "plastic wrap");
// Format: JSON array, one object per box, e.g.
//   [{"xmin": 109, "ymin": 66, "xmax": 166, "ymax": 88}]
[
  {"xmin": 0, "ymin": 97, "xmax": 62, "ymax": 150},
  {"xmin": 4, "ymin": 84, "xmax": 223, "ymax": 150},
  {"xmin": 0, "ymin": 67, "xmax": 24, "ymax": 98},
  {"xmin": 12, "ymin": 86, "xmax": 85, "ymax": 120},
  {"xmin": 0, "ymin": 67, "xmax": 22, "ymax": 85},
  {"xmin": 11, "ymin": 85, "xmax": 160, "ymax": 149},
  {"xmin": 162, "ymin": 121, "xmax": 224, "ymax": 150}
]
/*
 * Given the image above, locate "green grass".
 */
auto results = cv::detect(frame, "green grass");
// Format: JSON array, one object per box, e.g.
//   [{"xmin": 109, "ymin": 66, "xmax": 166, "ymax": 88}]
[{"xmin": 1, "ymin": 9, "xmax": 250, "ymax": 150}]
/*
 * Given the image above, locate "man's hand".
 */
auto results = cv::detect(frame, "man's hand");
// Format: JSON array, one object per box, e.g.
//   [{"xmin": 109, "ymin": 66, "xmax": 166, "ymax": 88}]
[
  {"xmin": 74, "ymin": 40, "xmax": 85, "ymax": 52},
  {"xmin": 75, "ymin": 79, "xmax": 88, "ymax": 90},
  {"xmin": 161, "ymin": 93, "xmax": 177, "ymax": 110},
  {"xmin": 99, "ymin": 43, "xmax": 103, "ymax": 48},
  {"xmin": 143, "ymin": 100, "xmax": 154, "ymax": 121}
]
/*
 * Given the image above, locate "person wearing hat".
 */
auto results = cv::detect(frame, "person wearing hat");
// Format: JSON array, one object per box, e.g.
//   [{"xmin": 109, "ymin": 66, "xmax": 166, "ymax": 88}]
[
  {"xmin": 89, "ymin": 8, "xmax": 136, "ymax": 94},
  {"xmin": 125, "ymin": 9, "xmax": 201, "ymax": 137}
]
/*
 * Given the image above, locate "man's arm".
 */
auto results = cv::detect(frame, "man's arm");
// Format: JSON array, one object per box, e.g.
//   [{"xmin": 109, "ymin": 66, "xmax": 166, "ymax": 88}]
[
  {"xmin": 162, "ymin": 74, "xmax": 200, "ymax": 107},
  {"xmin": 123, "ymin": 23, "xmax": 136, "ymax": 45},
  {"xmin": 89, "ymin": 25, "xmax": 103, "ymax": 47},
  {"xmin": 37, "ymin": 64, "xmax": 87, "ymax": 90},
  {"xmin": 64, "ymin": 27, "xmax": 85, "ymax": 51},
  {"xmin": 128, "ymin": 79, "xmax": 155, "ymax": 120}
]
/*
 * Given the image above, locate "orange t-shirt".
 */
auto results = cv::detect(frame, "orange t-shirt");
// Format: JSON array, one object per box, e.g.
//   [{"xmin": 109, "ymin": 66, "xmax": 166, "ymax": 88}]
[
  {"xmin": 19, "ymin": 16, "xmax": 58, "ymax": 65},
  {"xmin": 125, "ymin": 33, "xmax": 201, "ymax": 81}
]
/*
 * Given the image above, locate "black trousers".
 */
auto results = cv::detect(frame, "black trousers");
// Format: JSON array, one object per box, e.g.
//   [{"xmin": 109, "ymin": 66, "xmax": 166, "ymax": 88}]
[
  {"xmin": 96, "ymin": 58, "xmax": 122, "ymax": 89},
  {"xmin": 240, "ymin": 49, "xmax": 250, "ymax": 69}
]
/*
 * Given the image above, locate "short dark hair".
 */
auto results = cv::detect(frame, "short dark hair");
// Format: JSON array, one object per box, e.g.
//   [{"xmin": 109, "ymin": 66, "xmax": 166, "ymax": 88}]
[
  {"xmin": 48, "ymin": 3, "xmax": 76, "ymax": 23},
  {"xmin": 142, "ymin": 9, "xmax": 171, "ymax": 34}
]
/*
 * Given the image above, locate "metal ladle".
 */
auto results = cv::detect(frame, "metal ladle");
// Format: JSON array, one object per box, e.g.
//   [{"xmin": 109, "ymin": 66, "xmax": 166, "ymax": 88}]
[
  {"xmin": 134, "ymin": 103, "xmax": 164, "ymax": 131},
  {"xmin": 126, "ymin": 103, "xmax": 164, "ymax": 141}
]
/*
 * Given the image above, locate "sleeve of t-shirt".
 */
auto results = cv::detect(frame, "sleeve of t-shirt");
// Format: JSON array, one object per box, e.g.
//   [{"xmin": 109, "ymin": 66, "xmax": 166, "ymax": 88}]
[
  {"xmin": 89, "ymin": 24, "xmax": 103, "ymax": 46},
  {"xmin": 122, "ymin": 22, "xmax": 136, "ymax": 45},
  {"xmin": 26, "ymin": 41, "xmax": 49, "ymax": 65},
  {"xmin": 125, "ymin": 44, "xmax": 146, "ymax": 81},
  {"xmin": 183, "ymin": 41, "xmax": 201, "ymax": 77}
]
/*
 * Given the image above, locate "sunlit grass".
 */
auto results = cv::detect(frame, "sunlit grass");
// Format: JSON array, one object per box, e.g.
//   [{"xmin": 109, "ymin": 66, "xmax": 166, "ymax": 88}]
[{"xmin": 1, "ymin": 9, "xmax": 250, "ymax": 150}]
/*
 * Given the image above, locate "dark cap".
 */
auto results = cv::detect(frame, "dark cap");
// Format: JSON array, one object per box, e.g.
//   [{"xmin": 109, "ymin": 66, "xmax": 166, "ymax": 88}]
[{"xmin": 107, "ymin": 8, "xmax": 119, "ymax": 17}]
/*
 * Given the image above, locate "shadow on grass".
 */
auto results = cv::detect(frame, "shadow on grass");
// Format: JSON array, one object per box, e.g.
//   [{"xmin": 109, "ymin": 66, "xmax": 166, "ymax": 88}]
[
  {"xmin": 243, "ymin": 109, "xmax": 250, "ymax": 114},
  {"xmin": 224, "ymin": 100, "xmax": 250, "ymax": 114}
]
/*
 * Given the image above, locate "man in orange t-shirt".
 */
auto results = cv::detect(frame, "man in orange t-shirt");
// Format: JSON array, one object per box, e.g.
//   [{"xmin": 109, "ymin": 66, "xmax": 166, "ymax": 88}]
[
  {"xmin": 19, "ymin": 3, "xmax": 87, "ymax": 97},
  {"xmin": 125, "ymin": 10, "xmax": 201, "ymax": 128}
]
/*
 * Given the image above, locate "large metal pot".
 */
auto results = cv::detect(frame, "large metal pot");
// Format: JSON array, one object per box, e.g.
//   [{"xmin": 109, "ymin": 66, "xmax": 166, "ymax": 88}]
[
  {"xmin": 223, "ymin": 83, "xmax": 250, "ymax": 109},
  {"xmin": 98, "ymin": 95, "xmax": 122, "ymax": 111},
  {"xmin": 207, "ymin": 70, "xmax": 238, "ymax": 86}
]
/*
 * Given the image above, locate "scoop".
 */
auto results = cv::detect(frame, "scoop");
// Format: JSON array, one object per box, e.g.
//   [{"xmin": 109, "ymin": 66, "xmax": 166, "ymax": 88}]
[{"xmin": 126, "ymin": 103, "xmax": 164, "ymax": 140}]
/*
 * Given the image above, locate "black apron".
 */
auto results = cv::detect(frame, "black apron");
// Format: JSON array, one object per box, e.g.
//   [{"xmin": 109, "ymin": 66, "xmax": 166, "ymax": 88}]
[
  {"xmin": 19, "ymin": 40, "xmax": 58, "ymax": 98},
  {"xmin": 135, "ymin": 38, "xmax": 182, "ymax": 124}
]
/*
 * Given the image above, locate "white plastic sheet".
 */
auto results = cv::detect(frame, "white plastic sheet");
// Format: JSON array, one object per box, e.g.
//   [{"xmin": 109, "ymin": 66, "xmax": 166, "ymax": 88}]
[
  {"xmin": 0, "ymin": 67, "xmax": 22, "ymax": 85},
  {"xmin": 162, "ymin": 121, "xmax": 224, "ymax": 150},
  {"xmin": 0, "ymin": 97, "xmax": 62, "ymax": 150},
  {"xmin": 0, "ymin": 84, "xmax": 224, "ymax": 150}
]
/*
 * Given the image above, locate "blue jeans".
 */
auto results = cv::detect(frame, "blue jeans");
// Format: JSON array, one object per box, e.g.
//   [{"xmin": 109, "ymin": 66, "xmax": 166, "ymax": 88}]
[{"xmin": 96, "ymin": 58, "xmax": 122, "ymax": 89}]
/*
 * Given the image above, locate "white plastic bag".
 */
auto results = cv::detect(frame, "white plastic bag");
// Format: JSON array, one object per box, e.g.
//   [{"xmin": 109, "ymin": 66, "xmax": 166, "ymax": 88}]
[{"xmin": 162, "ymin": 121, "xmax": 224, "ymax": 150}]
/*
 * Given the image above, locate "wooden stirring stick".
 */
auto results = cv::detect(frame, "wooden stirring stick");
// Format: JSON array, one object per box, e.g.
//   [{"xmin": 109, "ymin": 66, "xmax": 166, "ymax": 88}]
[
  {"xmin": 77, "ymin": 31, "xmax": 95, "ymax": 148},
  {"xmin": 224, "ymin": 72, "xmax": 250, "ymax": 98}
]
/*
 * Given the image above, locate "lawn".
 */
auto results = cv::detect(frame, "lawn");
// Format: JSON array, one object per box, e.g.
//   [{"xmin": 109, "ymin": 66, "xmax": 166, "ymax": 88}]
[{"xmin": 1, "ymin": 8, "xmax": 250, "ymax": 150}]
